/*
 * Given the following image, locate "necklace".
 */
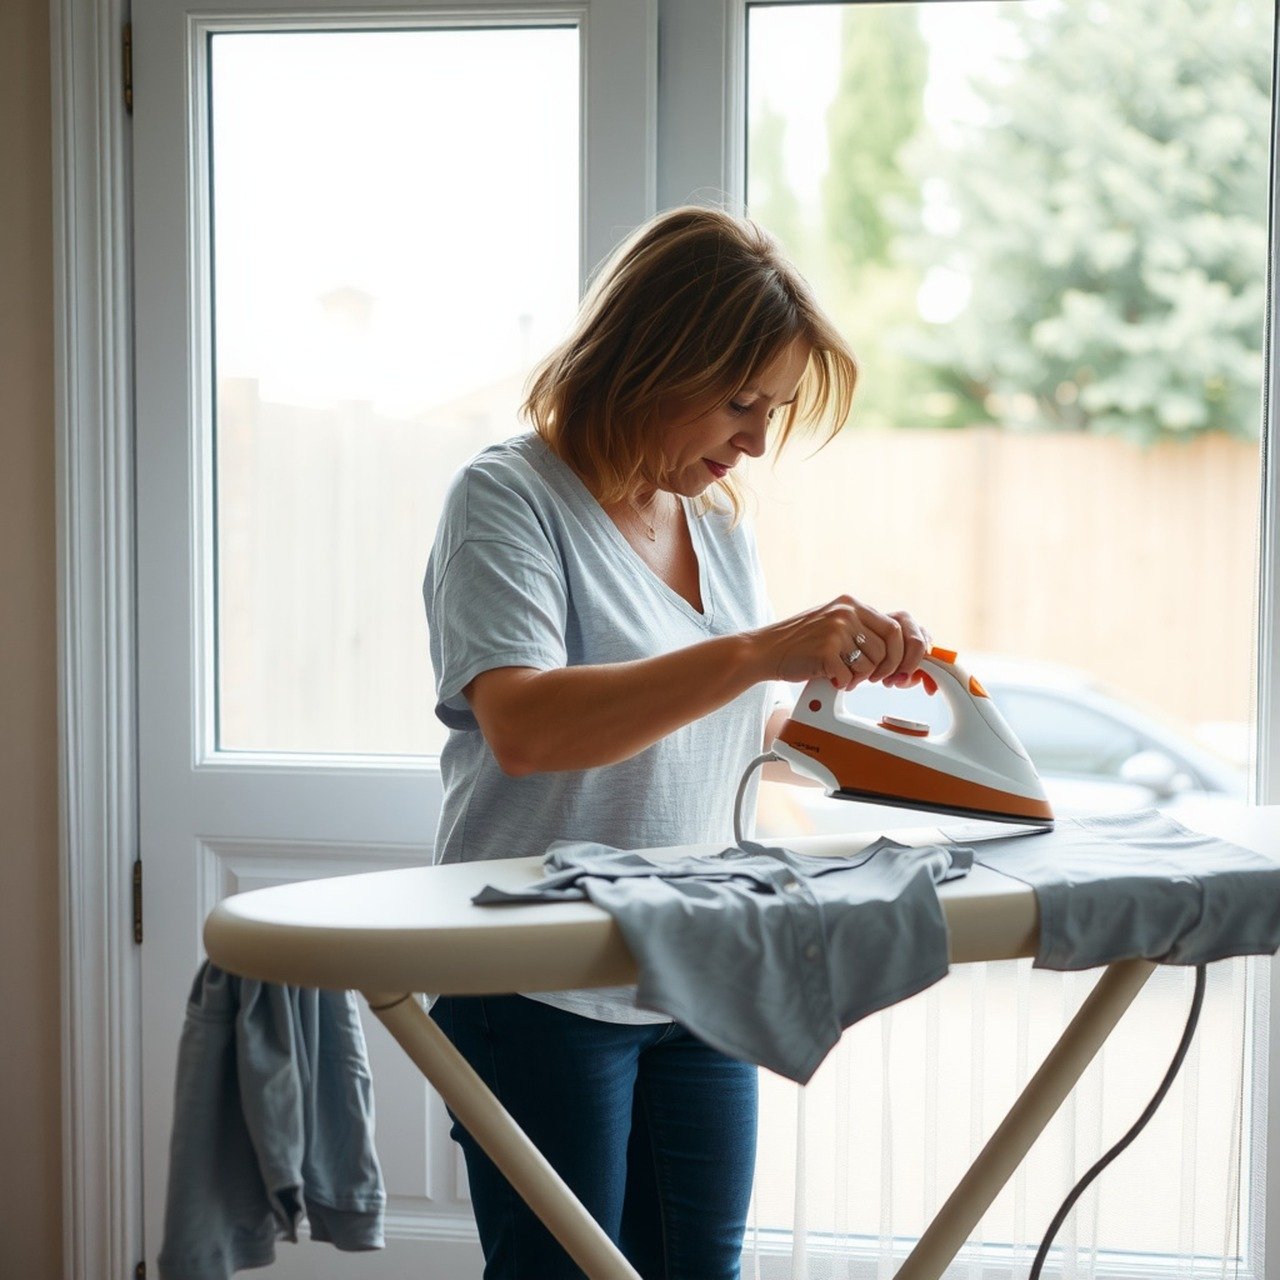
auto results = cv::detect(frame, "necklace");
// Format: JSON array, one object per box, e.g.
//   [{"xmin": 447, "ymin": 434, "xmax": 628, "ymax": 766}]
[{"xmin": 629, "ymin": 492, "xmax": 661, "ymax": 542}]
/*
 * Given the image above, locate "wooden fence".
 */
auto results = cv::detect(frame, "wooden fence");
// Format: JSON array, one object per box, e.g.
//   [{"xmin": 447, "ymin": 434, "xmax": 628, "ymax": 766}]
[
  {"xmin": 216, "ymin": 378, "xmax": 1261, "ymax": 757},
  {"xmin": 753, "ymin": 426, "xmax": 1260, "ymax": 736}
]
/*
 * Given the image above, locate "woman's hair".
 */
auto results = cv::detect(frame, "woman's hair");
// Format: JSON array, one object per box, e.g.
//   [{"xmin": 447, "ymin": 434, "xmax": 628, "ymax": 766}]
[{"xmin": 522, "ymin": 205, "xmax": 858, "ymax": 517}]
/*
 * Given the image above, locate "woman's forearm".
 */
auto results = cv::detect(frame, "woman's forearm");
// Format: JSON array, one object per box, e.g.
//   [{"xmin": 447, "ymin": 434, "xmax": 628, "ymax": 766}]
[
  {"xmin": 467, "ymin": 594, "xmax": 931, "ymax": 776},
  {"xmin": 468, "ymin": 632, "xmax": 773, "ymax": 774}
]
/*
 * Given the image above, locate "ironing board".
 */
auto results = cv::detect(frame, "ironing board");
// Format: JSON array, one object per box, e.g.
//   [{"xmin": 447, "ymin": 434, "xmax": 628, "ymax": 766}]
[{"xmin": 203, "ymin": 805, "xmax": 1280, "ymax": 1280}]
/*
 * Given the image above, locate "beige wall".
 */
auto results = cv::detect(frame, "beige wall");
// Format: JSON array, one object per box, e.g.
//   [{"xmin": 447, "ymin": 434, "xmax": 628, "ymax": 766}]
[{"xmin": 0, "ymin": 0, "xmax": 63, "ymax": 1274}]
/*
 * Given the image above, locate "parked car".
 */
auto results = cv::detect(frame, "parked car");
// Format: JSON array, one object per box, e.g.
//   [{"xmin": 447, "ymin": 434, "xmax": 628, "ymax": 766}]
[{"xmin": 756, "ymin": 653, "xmax": 1247, "ymax": 838}]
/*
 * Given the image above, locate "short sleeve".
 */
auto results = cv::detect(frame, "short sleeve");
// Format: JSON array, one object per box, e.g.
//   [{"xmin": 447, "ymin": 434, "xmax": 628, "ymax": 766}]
[{"xmin": 427, "ymin": 538, "xmax": 569, "ymax": 730}]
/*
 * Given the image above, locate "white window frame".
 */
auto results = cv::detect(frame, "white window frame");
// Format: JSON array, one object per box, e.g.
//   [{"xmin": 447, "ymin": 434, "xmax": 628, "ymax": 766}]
[
  {"xmin": 1260, "ymin": 9, "xmax": 1280, "ymax": 1267},
  {"xmin": 51, "ymin": 0, "xmax": 1280, "ymax": 1274}
]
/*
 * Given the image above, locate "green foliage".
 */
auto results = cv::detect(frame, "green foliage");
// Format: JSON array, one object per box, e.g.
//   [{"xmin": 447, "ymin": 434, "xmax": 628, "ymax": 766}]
[
  {"xmin": 817, "ymin": 6, "xmax": 941, "ymax": 431},
  {"xmin": 824, "ymin": 5, "xmax": 928, "ymax": 273},
  {"xmin": 898, "ymin": 0, "xmax": 1270, "ymax": 443},
  {"xmin": 748, "ymin": 100, "xmax": 807, "ymax": 261}
]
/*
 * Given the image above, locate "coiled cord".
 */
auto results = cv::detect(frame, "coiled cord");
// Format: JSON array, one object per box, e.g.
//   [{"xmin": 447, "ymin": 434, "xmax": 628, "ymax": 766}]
[
  {"xmin": 733, "ymin": 750, "xmax": 1204, "ymax": 1280},
  {"xmin": 1028, "ymin": 963, "xmax": 1207, "ymax": 1279}
]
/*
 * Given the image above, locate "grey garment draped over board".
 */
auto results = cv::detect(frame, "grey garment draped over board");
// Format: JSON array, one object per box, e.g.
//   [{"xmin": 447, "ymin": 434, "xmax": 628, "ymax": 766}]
[
  {"xmin": 476, "ymin": 811, "xmax": 1280, "ymax": 1081},
  {"xmin": 157, "ymin": 962, "xmax": 385, "ymax": 1280},
  {"xmin": 972, "ymin": 808, "xmax": 1280, "ymax": 969},
  {"xmin": 475, "ymin": 838, "xmax": 974, "ymax": 1084}
]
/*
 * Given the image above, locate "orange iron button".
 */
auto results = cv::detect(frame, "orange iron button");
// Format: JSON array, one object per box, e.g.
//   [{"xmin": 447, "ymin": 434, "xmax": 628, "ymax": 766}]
[
  {"xmin": 968, "ymin": 674, "xmax": 989, "ymax": 698},
  {"xmin": 879, "ymin": 715, "xmax": 930, "ymax": 738},
  {"xmin": 928, "ymin": 645, "xmax": 958, "ymax": 664}
]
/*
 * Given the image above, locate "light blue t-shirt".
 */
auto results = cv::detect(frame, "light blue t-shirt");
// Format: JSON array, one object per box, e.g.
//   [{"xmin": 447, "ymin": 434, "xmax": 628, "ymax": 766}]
[{"xmin": 423, "ymin": 431, "xmax": 775, "ymax": 1023}]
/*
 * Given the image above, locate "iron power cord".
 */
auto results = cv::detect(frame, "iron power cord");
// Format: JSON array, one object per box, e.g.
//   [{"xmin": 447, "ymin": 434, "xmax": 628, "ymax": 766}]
[
  {"xmin": 1028, "ymin": 962, "xmax": 1208, "ymax": 1280},
  {"xmin": 734, "ymin": 752, "xmax": 781, "ymax": 846},
  {"xmin": 732, "ymin": 751, "xmax": 1206, "ymax": 1280}
]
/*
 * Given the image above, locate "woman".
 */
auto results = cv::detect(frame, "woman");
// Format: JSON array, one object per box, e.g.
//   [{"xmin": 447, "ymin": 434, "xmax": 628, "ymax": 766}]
[{"xmin": 423, "ymin": 205, "xmax": 931, "ymax": 1279}]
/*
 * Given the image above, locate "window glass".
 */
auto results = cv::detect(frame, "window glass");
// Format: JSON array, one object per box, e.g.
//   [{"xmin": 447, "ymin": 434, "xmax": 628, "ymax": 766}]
[
  {"xmin": 749, "ymin": 0, "xmax": 1261, "ymax": 825},
  {"xmin": 746, "ymin": 0, "xmax": 1268, "ymax": 1262},
  {"xmin": 210, "ymin": 26, "xmax": 580, "ymax": 755}
]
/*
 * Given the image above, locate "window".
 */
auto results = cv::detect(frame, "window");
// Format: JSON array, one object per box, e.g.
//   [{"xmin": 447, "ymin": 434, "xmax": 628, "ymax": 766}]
[
  {"xmin": 210, "ymin": 26, "xmax": 581, "ymax": 756},
  {"xmin": 743, "ymin": 0, "xmax": 1270, "ymax": 1270}
]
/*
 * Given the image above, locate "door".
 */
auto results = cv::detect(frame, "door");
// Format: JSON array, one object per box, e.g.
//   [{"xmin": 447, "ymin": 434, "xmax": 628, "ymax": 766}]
[{"xmin": 131, "ymin": 3, "xmax": 654, "ymax": 1273}]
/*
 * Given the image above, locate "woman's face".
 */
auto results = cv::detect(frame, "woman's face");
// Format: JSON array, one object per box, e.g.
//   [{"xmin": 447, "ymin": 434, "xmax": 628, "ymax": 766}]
[{"xmin": 657, "ymin": 339, "xmax": 811, "ymax": 497}]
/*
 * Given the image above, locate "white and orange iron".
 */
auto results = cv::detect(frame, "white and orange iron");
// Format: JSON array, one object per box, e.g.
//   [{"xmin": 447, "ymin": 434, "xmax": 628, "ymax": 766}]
[{"xmin": 772, "ymin": 646, "xmax": 1055, "ymax": 827}]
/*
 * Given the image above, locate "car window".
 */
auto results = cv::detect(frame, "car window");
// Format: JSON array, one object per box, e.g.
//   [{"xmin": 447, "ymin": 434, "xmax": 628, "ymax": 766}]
[{"xmin": 993, "ymin": 689, "xmax": 1142, "ymax": 778}]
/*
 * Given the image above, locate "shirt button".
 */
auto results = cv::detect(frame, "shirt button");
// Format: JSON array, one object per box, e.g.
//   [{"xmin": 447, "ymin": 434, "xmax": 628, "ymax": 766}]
[
  {"xmin": 784, "ymin": 882, "xmax": 804, "ymax": 894},
  {"xmin": 804, "ymin": 943, "xmax": 820, "ymax": 961}
]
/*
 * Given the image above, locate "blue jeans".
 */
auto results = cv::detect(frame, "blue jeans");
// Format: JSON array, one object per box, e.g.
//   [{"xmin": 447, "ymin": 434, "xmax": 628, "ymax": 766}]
[{"xmin": 430, "ymin": 994, "xmax": 758, "ymax": 1280}]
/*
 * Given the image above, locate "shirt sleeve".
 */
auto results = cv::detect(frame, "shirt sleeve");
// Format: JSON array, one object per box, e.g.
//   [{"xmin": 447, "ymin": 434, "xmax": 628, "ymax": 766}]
[{"xmin": 427, "ymin": 538, "xmax": 569, "ymax": 730}]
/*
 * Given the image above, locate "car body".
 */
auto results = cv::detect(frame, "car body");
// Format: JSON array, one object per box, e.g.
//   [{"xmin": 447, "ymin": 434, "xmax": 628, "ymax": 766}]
[{"xmin": 756, "ymin": 653, "xmax": 1247, "ymax": 838}]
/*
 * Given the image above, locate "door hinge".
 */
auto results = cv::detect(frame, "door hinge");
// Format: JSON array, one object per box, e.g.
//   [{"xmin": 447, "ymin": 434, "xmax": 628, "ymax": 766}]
[
  {"xmin": 123, "ymin": 23, "xmax": 133, "ymax": 114},
  {"xmin": 132, "ymin": 858, "xmax": 143, "ymax": 944}
]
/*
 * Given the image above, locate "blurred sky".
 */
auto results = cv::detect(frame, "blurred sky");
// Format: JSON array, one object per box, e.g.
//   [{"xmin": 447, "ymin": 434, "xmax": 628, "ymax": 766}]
[
  {"xmin": 210, "ymin": 8, "xmax": 1013, "ymax": 414},
  {"xmin": 748, "ymin": 2, "xmax": 1014, "ymax": 200},
  {"xmin": 211, "ymin": 26, "xmax": 581, "ymax": 415}
]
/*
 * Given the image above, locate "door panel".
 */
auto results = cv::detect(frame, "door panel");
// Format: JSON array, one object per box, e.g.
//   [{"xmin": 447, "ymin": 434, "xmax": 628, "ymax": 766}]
[{"xmin": 132, "ymin": 4, "xmax": 654, "ymax": 1274}]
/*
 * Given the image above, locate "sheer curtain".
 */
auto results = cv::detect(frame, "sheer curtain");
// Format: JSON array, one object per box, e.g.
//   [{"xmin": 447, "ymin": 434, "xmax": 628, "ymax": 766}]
[{"xmin": 744, "ymin": 958, "xmax": 1253, "ymax": 1279}]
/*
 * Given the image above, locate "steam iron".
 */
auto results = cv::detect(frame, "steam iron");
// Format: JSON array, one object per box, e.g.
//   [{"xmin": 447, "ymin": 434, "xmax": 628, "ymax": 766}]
[{"xmin": 772, "ymin": 647, "xmax": 1054, "ymax": 827}]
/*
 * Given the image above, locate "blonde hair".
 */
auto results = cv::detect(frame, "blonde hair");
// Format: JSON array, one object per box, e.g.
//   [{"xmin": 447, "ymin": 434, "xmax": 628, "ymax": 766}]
[{"xmin": 522, "ymin": 206, "xmax": 858, "ymax": 518}]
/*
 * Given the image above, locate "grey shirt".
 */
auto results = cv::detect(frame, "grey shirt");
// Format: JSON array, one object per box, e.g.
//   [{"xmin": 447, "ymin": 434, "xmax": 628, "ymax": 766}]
[
  {"xmin": 475, "ymin": 837, "xmax": 974, "ymax": 1083},
  {"xmin": 423, "ymin": 432, "xmax": 775, "ymax": 1023},
  {"xmin": 973, "ymin": 809, "xmax": 1280, "ymax": 968},
  {"xmin": 158, "ymin": 963, "xmax": 384, "ymax": 1280}
]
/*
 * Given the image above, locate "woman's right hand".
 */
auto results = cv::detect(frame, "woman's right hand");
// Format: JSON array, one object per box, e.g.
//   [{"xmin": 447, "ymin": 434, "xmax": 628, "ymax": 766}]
[{"xmin": 748, "ymin": 596, "xmax": 932, "ymax": 691}]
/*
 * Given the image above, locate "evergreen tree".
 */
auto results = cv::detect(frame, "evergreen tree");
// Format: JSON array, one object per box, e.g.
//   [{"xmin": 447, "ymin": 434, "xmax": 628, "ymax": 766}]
[
  {"xmin": 824, "ymin": 4, "xmax": 928, "ymax": 275},
  {"xmin": 900, "ymin": 0, "xmax": 1270, "ymax": 442},
  {"xmin": 816, "ymin": 4, "xmax": 936, "ymax": 432},
  {"xmin": 747, "ymin": 99, "xmax": 807, "ymax": 260}
]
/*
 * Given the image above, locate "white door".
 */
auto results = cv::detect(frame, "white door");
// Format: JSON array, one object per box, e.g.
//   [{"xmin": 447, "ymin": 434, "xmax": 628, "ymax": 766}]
[{"xmin": 131, "ymin": 3, "xmax": 655, "ymax": 1274}]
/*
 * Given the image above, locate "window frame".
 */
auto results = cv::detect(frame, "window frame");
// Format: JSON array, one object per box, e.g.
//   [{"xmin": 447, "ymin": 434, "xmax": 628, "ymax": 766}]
[{"xmin": 55, "ymin": 1, "xmax": 657, "ymax": 1275}]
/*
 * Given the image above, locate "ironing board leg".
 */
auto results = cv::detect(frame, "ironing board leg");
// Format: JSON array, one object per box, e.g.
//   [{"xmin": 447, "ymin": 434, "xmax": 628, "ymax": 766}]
[
  {"xmin": 895, "ymin": 957, "xmax": 1157, "ymax": 1280},
  {"xmin": 362, "ymin": 991, "xmax": 642, "ymax": 1280}
]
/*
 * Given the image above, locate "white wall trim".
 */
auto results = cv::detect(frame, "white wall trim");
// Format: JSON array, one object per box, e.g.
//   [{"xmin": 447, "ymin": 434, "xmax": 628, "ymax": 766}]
[
  {"xmin": 50, "ymin": 0, "xmax": 143, "ymax": 1276},
  {"xmin": 1258, "ymin": 8, "xmax": 1280, "ymax": 1277},
  {"xmin": 1260, "ymin": 7, "xmax": 1280, "ymax": 815}
]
